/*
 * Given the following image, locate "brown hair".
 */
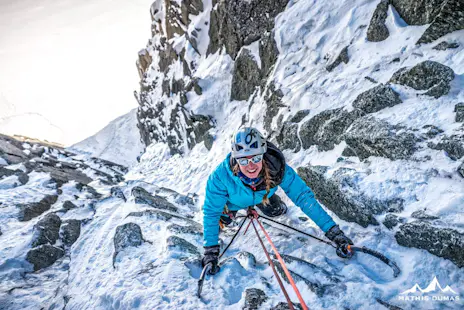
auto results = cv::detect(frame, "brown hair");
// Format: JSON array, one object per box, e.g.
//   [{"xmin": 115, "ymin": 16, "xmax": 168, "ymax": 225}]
[{"xmin": 233, "ymin": 159, "xmax": 275, "ymax": 205}]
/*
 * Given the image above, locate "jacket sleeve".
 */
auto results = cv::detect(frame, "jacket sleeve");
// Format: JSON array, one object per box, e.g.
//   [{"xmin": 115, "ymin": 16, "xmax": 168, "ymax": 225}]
[
  {"xmin": 203, "ymin": 170, "xmax": 229, "ymax": 247},
  {"xmin": 279, "ymin": 164, "xmax": 336, "ymax": 232}
]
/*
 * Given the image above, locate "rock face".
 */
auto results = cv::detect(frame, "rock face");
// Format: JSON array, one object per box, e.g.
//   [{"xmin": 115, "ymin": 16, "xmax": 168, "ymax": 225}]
[
  {"xmin": 31, "ymin": 214, "xmax": 62, "ymax": 247},
  {"xmin": 0, "ymin": 137, "xmax": 28, "ymax": 164},
  {"xmin": 230, "ymin": 49, "xmax": 261, "ymax": 101},
  {"xmin": 326, "ymin": 46, "xmax": 350, "ymax": 72},
  {"xmin": 455, "ymin": 103, "xmax": 464, "ymax": 122},
  {"xmin": 26, "ymin": 245, "xmax": 65, "ymax": 271},
  {"xmin": 428, "ymin": 133, "xmax": 464, "ymax": 160},
  {"xmin": 276, "ymin": 110, "xmax": 310, "ymax": 152},
  {"xmin": 132, "ymin": 186, "xmax": 178, "ymax": 212},
  {"xmin": 383, "ymin": 214, "xmax": 405, "ymax": 229},
  {"xmin": 433, "ymin": 41, "xmax": 460, "ymax": 50},
  {"xmin": 298, "ymin": 166, "xmax": 404, "ymax": 227},
  {"xmin": 60, "ymin": 220, "xmax": 81, "ymax": 247},
  {"xmin": 299, "ymin": 108, "xmax": 364, "ymax": 152},
  {"xmin": 18, "ymin": 195, "xmax": 59, "ymax": 221},
  {"xmin": 114, "ymin": 223, "xmax": 144, "ymax": 254},
  {"xmin": 395, "ymin": 221, "xmax": 464, "ymax": 268},
  {"xmin": 458, "ymin": 162, "xmax": 464, "ymax": 178},
  {"xmin": 390, "ymin": 0, "xmax": 445, "ymax": 25},
  {"xmin": 166, "ymin": 236, "xmax": 199, "ymax": 255},
  {"xmin": 352, "ymin": 84, "xmax": 402, "ymax": 114},
  {"xmin": 367, "ymin": 0, "xmax": 390, "ymax": 42},
  {"xmin": 207, "ymin": 0, "xmax": 289, "ymax": 59},
  {"xmin": 344, "ymin": 116, "xmax": 419, "ymax": 160},
  {"xmin": 417, "ymin": 0, "xmax": 464, "ymax": 44},
  {"xmin": 389, "ymin": 61, "xmax": 455, "ymax": 99},
  {"xmin": 263, "ymin": 83, "xmax": 285, "ymax": 132},
  {"xmin": 62, "ymin": 201, "xmax": 78, "ymax": 211},
  {"xmin": 243, "ymin": 288, "xmax": 268, "ymax": 310}
]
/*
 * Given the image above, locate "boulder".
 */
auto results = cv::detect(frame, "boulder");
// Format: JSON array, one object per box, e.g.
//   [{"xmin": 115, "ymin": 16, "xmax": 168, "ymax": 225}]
[
  {"xmin": 18, "ymin": 195, "xmax": 59, "ymax": 221},
  {"xmin": 166, "ymin": 236, "xmax": 200, "ymax": 255},
  {"xmin": 428, "ymin": 133, "xmax": 464, "ymax": 160},
  {"xmin": 62, "ymin": 201, "xmax": 78, "ymax": 211},
  {"xmin": 270, "ymin": 303, "xmax": 303, "ymax": 310},
  {"xmin": 300, "ymin": 108, "xmax": 364, "ymax": 151},
  {"xmin": 455, "ymin": 103, "xmax": 464, "ymax": 123},
  {"xmin": 207, "ymin": 0, "xmax": 289, "ymax": 59},
  {"xmin": 167, "ymin": 223, "xmax": 203, "ymax": 235},
  {"xmin": 26, "ymin": 245, "xmax": 65, "ymax": 271},
  {"xmin": 0, "ymin": 138, "xmax": 28, "ymax": 164},
  {"xmin": 383, "ymin": 214, "xmax": 405, "ymax": 229},
  {"xmin": 0, "ymin": 167, "xmax": 28, "ymax": 185},
  {"xmin": 231, "ymin": 49, "xmax": 261, "ymax": 101},
  {"xmin": 432, "ymin": 41, "xmax": 460, "ymax": 50},
  {"xmin": 390, "ymin": 0, "xmax": 445, "ymax": 25},
  {"xmin": 367, "ymin": 0, "xmax": 390, "ymax": 42},
  {"xmin": 60, "ymin": 220, "xmax": 81, "ymax": 247},
  {"xmin": 395, "ymin": 221, "xmax": 464, "ymax": 268},
  {"xmin": 243, "ymin": 288, "xmax": 268, "ymax": 310},
  {"xmin": 352, "ymin": 84, "xmax": 402, "ymax": 114},
  {"xmin": 131, "ymin": 186, "xmax": 178, "ymax": 212},
  {"xmin": 344, "ymin": 116, "xmax": 420, "ymax": 160},
  {"xmin": 113, "ymin": 223, "xmax": 144, "ymax": 264},
  {"xmin": 411, "ymin": 210, "xmax": 439, "ymax": 220},
  {"xmin": 110, "ymin": 187, "xmax": 127, "ymax": 201},
  {"xmin": 298, "ymin": 165, "xmax": 404, "ymax": 227},
  {"xmin": 326, "ymin": 46, "xmax": 350, "ymax": 72},
  {"xmin": 417, "ymin": 0, "xmax": 464, "ymax": 44},
  {"xmin": 31, "ymin": 214, "xmax": 62, "ymax": 247},
  {"xmin": 389, "ymin": 61, "xmax": 455, "ymax": 99},
  {"xmin": 24, "ymin": 160, "xmax": 93, "ymax": 187}
]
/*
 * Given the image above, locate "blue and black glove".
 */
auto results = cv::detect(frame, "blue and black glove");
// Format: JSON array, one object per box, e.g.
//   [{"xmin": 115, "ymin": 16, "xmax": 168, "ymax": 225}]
[
  {"xmin": 325, "ymin": 225, "xmax": 354, "ymax": 259},
  {"xmin": 202, "ymin": 245, "xmax": 221, "ymax": 275}
]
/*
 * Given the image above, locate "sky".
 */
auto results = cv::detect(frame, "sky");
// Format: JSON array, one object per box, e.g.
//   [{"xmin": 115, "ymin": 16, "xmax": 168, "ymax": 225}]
[{"xmin": 0, "ymin": 0, "xmax": 153, "ymax": 146}]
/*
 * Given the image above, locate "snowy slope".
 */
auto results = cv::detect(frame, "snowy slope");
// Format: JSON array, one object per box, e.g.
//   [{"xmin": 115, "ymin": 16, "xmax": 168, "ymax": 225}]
[{"xmin": 69, "ymin": 109, "xmax": 145, "ymax": 168}]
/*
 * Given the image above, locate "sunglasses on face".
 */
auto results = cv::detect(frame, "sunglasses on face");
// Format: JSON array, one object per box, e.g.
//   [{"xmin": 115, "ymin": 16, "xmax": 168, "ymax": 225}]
[{"xmin": 237, "ymin": 154, "xmax": 263, "ymax": 166}]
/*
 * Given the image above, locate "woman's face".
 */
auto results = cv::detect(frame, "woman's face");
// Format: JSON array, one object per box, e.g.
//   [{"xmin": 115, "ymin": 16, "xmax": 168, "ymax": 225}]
[{"xmin": 238, "ymin": 155, "xmax": 263, "ymax": 179}]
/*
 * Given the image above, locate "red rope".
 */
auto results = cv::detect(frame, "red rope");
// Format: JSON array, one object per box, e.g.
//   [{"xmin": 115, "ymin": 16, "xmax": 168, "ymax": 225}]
[
  {"xmin": 250, "ymin": 219, "xmax": 295, "ymax": 310},
  {"xmin": 255, "ymin": 218, "xmax": 309, "ymax": 310}
]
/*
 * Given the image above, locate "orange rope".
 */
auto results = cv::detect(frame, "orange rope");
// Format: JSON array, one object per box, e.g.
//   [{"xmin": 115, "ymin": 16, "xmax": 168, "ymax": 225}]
[{"xmin": 255, "ymin": 218, "xmax": 309, "ymax": 310}]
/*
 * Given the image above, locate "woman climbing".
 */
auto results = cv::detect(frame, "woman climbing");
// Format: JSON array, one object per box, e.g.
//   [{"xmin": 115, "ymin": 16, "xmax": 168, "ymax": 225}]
[{"xmin": 201, "ymin": 127, "xmax": 354, "ymax": 274}]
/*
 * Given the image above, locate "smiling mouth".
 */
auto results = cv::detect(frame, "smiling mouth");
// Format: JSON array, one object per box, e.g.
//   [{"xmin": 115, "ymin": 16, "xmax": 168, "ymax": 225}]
[{"xmin": 247, "ymin": 168, "xmax": 257, "ymax": 173}]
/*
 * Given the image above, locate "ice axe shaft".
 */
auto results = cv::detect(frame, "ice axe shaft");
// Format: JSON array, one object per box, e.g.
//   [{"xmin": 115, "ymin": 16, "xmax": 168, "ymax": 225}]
[{"xmin": 197, "ymin": 263, "xmax": 212, "ymax": 298}]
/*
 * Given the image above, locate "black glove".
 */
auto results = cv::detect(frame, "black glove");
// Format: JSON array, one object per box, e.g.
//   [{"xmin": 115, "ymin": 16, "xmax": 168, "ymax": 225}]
[
  {"xmin": 325, "ymin": 225, "xmax": 354, "ymax": 259},
  {"xmin": 202, "ymin": 245, "xmax": 220, "ymax": 275}
]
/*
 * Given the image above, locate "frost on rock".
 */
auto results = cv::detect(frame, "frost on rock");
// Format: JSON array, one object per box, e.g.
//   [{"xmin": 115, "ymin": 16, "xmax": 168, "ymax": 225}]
[
  {"xmin": 18, "ymin": 195, "xmax": 59, "ymax": 222},
  {"xmin": 243, "ymin": 288, "xmax": 268, "ymax": 310},
  {"xmin": 26, "ymin": 245, "xmax": 65, "ymax": 271},
  {"xmin": 298, "ymin": 165, "xmax": 404, "ymax": 227},
  {"xmin": 367, "ymin": 0, "xmax": 390, "ymax": 42},
  {"xmin": 131, "ymin": 186, "xmax": 178, "ymax": 213},
  {"xmin": 113, "ymin": 223, "xmax": 144, "ymax": 265},
  {"xmin": 395, "ymin": 221, "xmax": 464, "ymax": 268},
  {"xmin": 166, "ymin": 235, "xmax": 200, "ymax": 256},
  {"xmin": 60, "ymin": 219, "xmax": 81, "ymax": 247},
  {"xmin": 389, "ymin": 61, "xmax": 455, "ymax": 99},
  {"xmin": 352, "ymin": 84, "xmax": 402, "ymax": 114},
  {"xmin": 31, "ymin": 213, "xmax": 62, "ymax": 247}
]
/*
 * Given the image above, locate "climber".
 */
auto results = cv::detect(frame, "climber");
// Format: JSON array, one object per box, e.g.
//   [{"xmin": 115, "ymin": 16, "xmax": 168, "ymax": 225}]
[{"xmin": 201, "ymin": 127, "xmax": 354, "ymax": 275}]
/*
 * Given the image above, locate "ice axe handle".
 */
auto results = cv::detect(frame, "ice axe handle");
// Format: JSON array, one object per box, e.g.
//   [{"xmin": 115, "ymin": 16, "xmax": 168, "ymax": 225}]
[
  {"xmin": 197, "ymin": 263, "xmax": 212, "ymax": 298},
  {"xmin": 351, "ymin": 246, "xmax": 401, "ymax": 278}
]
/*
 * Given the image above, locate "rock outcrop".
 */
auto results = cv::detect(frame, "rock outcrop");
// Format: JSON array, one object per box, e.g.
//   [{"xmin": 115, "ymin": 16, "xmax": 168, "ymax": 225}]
[
  {"xmin": 31, "ymin": 214, "xmax": 62, "ymax": 247},
  {"xmin": 243, "ymin": 288, "xmax": 268, "ymax": 310},
  {"xmin": 326, "ymin": 46, "xmax": 350, "ymax": 72},
  {"xmin": 18, "ymin": 195, "xmax": 59, "ymax": 222},
  {"xmin": 60, "ymin": 220, "xmax": 81, "ymax": 247},
  {"xmin": 352, "ymin": 84, "xmax": 402, "ymax": 114},
  {"xmin": 132, "ymin": 186, "xmax": 179, "ymax": 213},
  {"xmin": 113, "ymin": 223, "xmax": 144, "ymax": 265},
  {"xmin": 367, "ymin": 0, "xmax": 390, "ymax": 42},
  {"xmin": 26, "ymin": 245, "xmax": 65, "ymax": 271},
  {"xmin": 230, "ymin": 49, "xmax": 261, "ymax": 101}
]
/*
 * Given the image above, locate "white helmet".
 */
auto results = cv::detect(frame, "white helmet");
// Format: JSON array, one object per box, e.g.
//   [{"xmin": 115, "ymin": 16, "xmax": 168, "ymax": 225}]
[{"xmin": 231, "ymin": 127, "xmax": 267, "ymax": 158}]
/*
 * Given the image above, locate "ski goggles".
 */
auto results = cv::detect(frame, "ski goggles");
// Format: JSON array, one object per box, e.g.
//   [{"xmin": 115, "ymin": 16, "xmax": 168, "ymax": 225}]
[{"xmin": 237, "ymin": 154, "xmax": 263, "ymax": 166}]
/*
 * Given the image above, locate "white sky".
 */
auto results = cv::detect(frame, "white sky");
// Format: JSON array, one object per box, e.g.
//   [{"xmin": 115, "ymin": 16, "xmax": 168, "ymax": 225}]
[{"xmin": 0, "ymin": 0, "xmax": 153, "ymax": 146}]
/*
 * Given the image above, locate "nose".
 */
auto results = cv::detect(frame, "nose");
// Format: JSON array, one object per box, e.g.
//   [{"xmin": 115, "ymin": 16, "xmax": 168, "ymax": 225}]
[{"xmin": 248, "ymin": 161, "xmax": 257, "ymax": 169}]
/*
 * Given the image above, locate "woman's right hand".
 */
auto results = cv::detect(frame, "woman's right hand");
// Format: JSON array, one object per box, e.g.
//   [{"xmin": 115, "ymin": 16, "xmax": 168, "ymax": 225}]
[{"xmin": 202, "ymin": 245, "xmax": 220, "ymax": 275}]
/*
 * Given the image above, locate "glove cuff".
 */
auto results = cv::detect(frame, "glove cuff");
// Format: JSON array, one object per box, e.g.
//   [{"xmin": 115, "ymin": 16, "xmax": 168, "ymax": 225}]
[
  {"xmin": 204, "ymin": 245, "xmax": 220, "ymax": 255},
  {"xmin": 325, "ymin": 224, "xmax": 341, "ymax": 241}
]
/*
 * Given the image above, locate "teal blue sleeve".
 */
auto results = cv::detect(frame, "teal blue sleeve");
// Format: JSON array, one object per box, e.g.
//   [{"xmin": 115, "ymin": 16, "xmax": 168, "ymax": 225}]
[
  {"xmin": 203, "ymin": 170, "xmax": 228, "ymax": 247},
  {"xmin": 279, "ymin": 164, "xmax": 336, "ymax": 232}
]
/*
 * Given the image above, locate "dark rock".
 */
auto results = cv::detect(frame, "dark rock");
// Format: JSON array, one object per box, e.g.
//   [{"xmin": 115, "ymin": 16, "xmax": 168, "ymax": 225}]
[
  {"xmin": 26, "ymin": 245, "xmax": 65, "ymax": 271},
  {"xmin": 16, "ymin": 172, "xmax": 29, "ymax": 185},
  {"xmin": 131, "ymin": 186, "xmax": 178, "ymax": 212},
  {"xmin": 243, "ymin": 288, "xmax": 268, "ymax": 310},
  {"xmin": 18, "ymin": 195, "xmax": 59, "ymax": 221},
  {"xmin": 383, "ymin": 214, "xmax": 404, "ymax": 229},
  {"xmin": 231, "ymin": 49, "xmax": 261, "ymax": 101},
  {"xmin": 352, "ymin": 84, "xmax": 402, "ymax": 114},
  {"xmin": 290, "ymin": 110, "xmax": 311, "ymax": 123},
  {"xmin": 344, "ymin": 116, "xmax": 420, "ymax": 160},
  {"xmin": 326, "ymin": 46, "xmax": 349, "ymax": 72},
  {"xmin": 342, "ymin": 147, "xmax": 357, "ymax": 157},
  {"xmin": 395, "ymin": 221, "xmax": 464, "ymax": 267},
  {"xmin": 389, "ymin": 61, "xmax": 455, "ymax": 99},
  {"xmin": 428, "ymin": 133, "xmax": 464, "ymax": 160},
  {"xmin": 455, "ymin": 103, "xmax": 464, "ymax": 122},
  {"xmin": 433, "ymin": 41, "xmax": 460, "ymax": 50},
  {"xmin": 365, "ymin": 76, "xmax": 378, "ymax": 84},
  {"xmin": 113, "ymin": 223, "xmax": 144, "ymax": 264},
  {"xmin": 127, "ymin": 209, "xmax": 202, "ymax": 229},
  {"xmin": 459, "ymin": 162, "xmax": 464, "ymax": 178},
  {"xmin": 367, "ymin": 0, "xmax": 390, "ymax": 42},
  {"xmin": 24, "ymin": 160, "xmax": 93, "ymax": 187},
  {"xmin": 203, "ymin": 133, "xmax": 214, "ymax": 150},
  {"xmin": 276, "ymin": 110, "xmax": 311, "ymax": 152},
  {"xmin": 259, "ymin": 32, "xmax": 279, "ymax": 79},
  {"xmin": 270, "ymin": 302, "xmax": 303, "ymax": 310},
  {"xmin": 191, "ymin": 114, "xmax": 214, "ymax": 148},
  {"xmin": 164, "ymin": 0, "xmax": 203, "ymax": 39},
  {"xmin": 166, "ymin": 236, "xmax": 200, "ymax": 255},
  {"xmin": 421, "ymin": 125, "xmax": 444, "ymax": 138},
  {"xmin": 0, "ymin": 167, "xmax": 17, "ymax": 178},
  {"xmin": 206, "ymin": 0, "xmax": 289, "ymax": 59},
  {"xmin": 417, "ymin": 0, "xmax": 464, "ymax": 44},
  {"xmin": 62, "ymin": 201, "xmax": 78, "ymax": 211},
  {"xmin": 0, "ymin": 227, "xmax": 2, "ymax": 236},
  {"xmin": 411, "ymin": 210, "xmax": 439, "ymax": 220},
  {"xmin": 82, "ymin": 185, "xmax": 102, "ymax": 199},
  {"xmin": 60, "ymin": 219, "xmax": 81, "ymax": 247},
  {"xmin": 110, "ymin": 187, "xmax": 126, "ymax": 201},
  {"xmin": 0, "ymin": 138, "xmax": 28, "ymax": 164},
  {"xmin": 298, "ymin": 165, "xmax": 405, "ymax": 227},
  {"xmin": 263, "ymin": 83, "xmax": 285, "ymax": 132},
  {"xmin": 300, "ymin": 109, "xmax": 364, "ymax": 151},
  {"xmin": 167, "ymin": 223, "xmax": 203, "ymax": 235},
  {"xmin": 31, "ymin": 214, "xmax": 62, "ymax": 247},
  {"xmin": 390, "ymin": 0, "xmax": 445, "ymax": 25}
]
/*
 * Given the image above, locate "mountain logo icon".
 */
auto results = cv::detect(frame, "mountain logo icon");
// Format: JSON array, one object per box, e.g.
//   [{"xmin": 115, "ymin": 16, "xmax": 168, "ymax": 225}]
[{"xmin": 400, "ymin": 276, "xmax": 458, "ymax": 295}]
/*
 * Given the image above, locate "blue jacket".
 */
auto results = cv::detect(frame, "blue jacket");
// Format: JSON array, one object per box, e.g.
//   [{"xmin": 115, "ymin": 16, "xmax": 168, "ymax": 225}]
[{"xmin": 203, "ymin": 150, "xmax": 336, "ymax": 247}]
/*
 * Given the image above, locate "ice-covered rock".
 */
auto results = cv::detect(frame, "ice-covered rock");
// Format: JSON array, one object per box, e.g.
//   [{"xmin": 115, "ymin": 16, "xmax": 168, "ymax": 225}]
[
  {"xmin": 367, "ymin": 0, "xmax": 390, "ymax": 42},
  {"xmin": 26, "ymin": 244, "xmax": 65, "ymax": 271},
  {"xmin": 31, "ymin": 213, "xmax": 62, "ymax": 247},
  {"xmin": 131, "ymin": 186, "xmax": 179, "ymax": 213},
  {"xmin": 18, "ymin": 195, "xmax": 59, "ymax": 221},
  {"xmin": 326, "ymin": 46, "xmax": 350, "ymax": 72},
  {"xmin": 60, "ymin": 219, "xmax": 81, "ymax": 247},
  {"xmin": 352, "ymin": 84, "xmax": 402, "ymax": 114},
  {"xmin": 243, "ymin": 288, "xmax": 268, "ymax": 310}
]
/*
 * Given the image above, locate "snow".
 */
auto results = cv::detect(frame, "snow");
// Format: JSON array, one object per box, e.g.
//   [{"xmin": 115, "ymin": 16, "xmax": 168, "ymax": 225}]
[{"xmin": 1, "ymin": 0, "xmax": 464, "ymax": 309}]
